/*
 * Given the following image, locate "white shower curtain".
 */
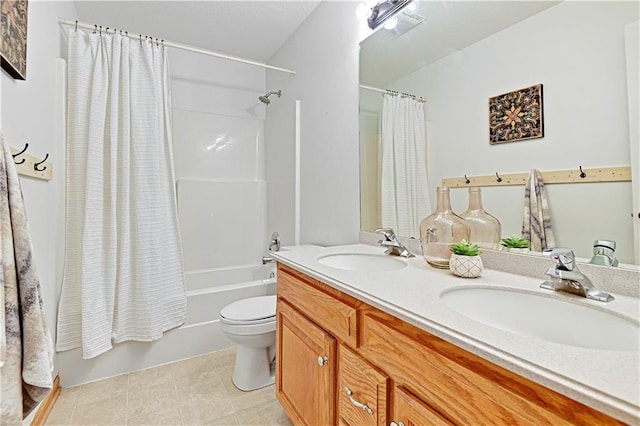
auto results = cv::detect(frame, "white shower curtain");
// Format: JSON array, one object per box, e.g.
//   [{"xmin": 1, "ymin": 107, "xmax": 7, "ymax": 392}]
[
  {"xmin": 380, "ymin": 94, "xmax": 430, "ymax": 237},
  {"xmin": 56, "ymin": 30, "xmax": 186, "ymax": 359}
]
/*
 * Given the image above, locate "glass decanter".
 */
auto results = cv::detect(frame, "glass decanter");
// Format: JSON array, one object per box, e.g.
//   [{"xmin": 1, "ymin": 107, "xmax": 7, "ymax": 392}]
[
  {"xmin": 419, "ymin": 186, "xmax": 470, "ymax": 268},
  {"xmin": 459, "ymin": 188, "xmax": 502, "ymax": 250}
]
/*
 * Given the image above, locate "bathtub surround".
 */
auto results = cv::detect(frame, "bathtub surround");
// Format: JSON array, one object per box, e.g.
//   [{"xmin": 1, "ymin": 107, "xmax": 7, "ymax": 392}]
[
  {"xmin": 0, "ymin": 134, "xmax": 54, "ymax": 423},
  {"xmin": 56, "ymin": 30, "xmax": 186, "ymax": 359}
]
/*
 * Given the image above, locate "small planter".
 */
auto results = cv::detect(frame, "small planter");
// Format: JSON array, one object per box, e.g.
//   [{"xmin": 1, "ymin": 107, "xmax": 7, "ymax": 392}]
[
  {"xmin": 501, "ymin": 247, "xmax": 530, "ymax": 254},
  {"xmin": 449, "ymin": 254, "xmax": 483, "ymax": 278}
]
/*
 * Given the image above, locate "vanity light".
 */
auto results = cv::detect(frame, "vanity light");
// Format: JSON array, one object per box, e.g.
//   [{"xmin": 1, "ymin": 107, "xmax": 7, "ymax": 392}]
[{"xmin": 367, "ymin": 0, "xmax": 415, "ymax": 30}]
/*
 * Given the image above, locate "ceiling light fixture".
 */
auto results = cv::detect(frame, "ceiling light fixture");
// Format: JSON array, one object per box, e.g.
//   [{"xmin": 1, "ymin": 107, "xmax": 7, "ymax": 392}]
[{"xmin": 367, "ymin": 0, "xmax": 414, "ymax": 30}]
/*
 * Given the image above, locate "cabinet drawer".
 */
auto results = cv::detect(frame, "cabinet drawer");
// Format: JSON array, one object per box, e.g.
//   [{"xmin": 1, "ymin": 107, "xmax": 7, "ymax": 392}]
[
  {"xmin": 391, "ymin": 386, "xmax": 452, "ymax": 426},
  {"xmin": 339, "ymin": 345, "xmax": 387, "ymax": 426},
  {"xmin": 278, "ymin": 265, "xmax": 358, "ymax": 346}
]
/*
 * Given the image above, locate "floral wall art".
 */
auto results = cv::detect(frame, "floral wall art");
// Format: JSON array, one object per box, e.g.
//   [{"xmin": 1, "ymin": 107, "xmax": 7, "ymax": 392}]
[
  {"xmin": 489, "ymin": 84, "xmax": 543, "ymax": 144},
  {"xmin": 1, "ymin": 0, "xmax": 28, "ymax": 80}
]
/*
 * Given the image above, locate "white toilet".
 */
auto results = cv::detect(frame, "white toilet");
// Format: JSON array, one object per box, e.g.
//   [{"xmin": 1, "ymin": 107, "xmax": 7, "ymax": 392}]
[{"xmin": 219, "ymin": 295, "xmax": 277, "ymax": 391}]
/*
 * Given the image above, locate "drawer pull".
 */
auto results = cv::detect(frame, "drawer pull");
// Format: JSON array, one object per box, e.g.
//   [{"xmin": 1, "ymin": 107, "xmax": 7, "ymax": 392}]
[
  {"xmin": 317, "ymin": 356, "xmax": 329, "ymax": 367},
  {"xmin": 390, "ymin": 422, "xmax": 405, "ymax": 426},
  {"xmin": 344, "ymin": 386, "xmax": 374, "ymax": 415}
]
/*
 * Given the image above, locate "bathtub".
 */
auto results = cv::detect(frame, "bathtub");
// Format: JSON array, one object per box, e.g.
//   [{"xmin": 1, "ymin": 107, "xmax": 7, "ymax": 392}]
[
  {"xmin": 55, "ymin": 263, "xmax": 276, "ymax": 387},
  {"xmin": 184, "ymin": 263, "xmax": 277, "ymax": 326}
]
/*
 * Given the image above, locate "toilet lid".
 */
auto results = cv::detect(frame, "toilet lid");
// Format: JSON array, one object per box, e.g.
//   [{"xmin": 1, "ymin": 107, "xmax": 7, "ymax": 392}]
[{"xmin": 220, "ymin": 295, "xmax": 276, "ymax": 322}]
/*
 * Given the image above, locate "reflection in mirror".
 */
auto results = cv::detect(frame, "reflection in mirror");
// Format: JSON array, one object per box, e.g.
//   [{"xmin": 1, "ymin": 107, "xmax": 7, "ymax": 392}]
[{"xmin": 359, "ymin": 1, "xmax": 640, "ymax": 266}]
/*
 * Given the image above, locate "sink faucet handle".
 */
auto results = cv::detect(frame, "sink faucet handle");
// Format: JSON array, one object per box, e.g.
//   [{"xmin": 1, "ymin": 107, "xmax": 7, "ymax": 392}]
[
  {"xmin": 375, "ymin": 228, "xmax": 396, "ymax": 241},
  {"xmin": 543, "ymin": 248, "xmax": 576, "ymax": 271}
]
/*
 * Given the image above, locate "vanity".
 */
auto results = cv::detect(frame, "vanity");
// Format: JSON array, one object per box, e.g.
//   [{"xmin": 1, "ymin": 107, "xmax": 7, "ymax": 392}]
[{"xmin": 272, "ymin": 244, "xmax": 639, "ymax": 425}]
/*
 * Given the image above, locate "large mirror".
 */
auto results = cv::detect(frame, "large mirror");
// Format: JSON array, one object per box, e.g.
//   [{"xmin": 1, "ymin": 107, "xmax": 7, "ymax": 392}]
[{"xmin": 359, "ymin": 1, "xmax": 640, "ymax": 266}]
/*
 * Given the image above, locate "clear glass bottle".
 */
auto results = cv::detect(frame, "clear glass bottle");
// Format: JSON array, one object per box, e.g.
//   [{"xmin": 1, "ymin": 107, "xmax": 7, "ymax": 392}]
[
  {"xmin": 459, "ymin": 188, "xmax": 502, "ymax": 250},
  {"xmin": 420, "ymin": 186, "xmax": 471, "ymax": 268}
]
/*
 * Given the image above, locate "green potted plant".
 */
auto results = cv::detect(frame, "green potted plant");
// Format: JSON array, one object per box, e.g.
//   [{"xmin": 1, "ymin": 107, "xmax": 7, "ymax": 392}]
[
  {"xmin": 449, "ymin": 240, "xmax": 483, "ymax": 278},
  {"xmin": 500, "ymin": 235, "xmax": 531, "ymax": 253}
]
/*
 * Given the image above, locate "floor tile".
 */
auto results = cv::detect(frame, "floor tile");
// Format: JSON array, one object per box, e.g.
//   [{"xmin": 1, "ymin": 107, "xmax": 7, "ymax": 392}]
[
  {"xmin": 75, "ymin": 374, "xmax": 128, "ymax": 406},
  {"xmin": 211, "ymin": 347, "xmax": 237, "ymax": 371},
  {"xmin": 127, "ymin": 382, "xmax": 178, "ymax": 419},
  {"xmin": 69, "ymin": 394, "xmax": 127, "ymax": 425},
  {"xmin": 128, "ymin": 364, "xmax": 174, "ymax": 391},
  {"xmin": 235, "ymin": 399, "xmax": 292, "ymax": 426},
  {"xmin": 49, "ymin": 347, "xmax": 292, "ymax": 426},
  {"xmin": 172, "ymin": 353, "xmax": 216, "ymax": 379},
  {"xmin": 126, "ymin": 403, "xmax": 182, "ymax": 426},
  {"xmin": 179, "ymin": 394, "xmax": 235, "ymax": 424},
  {"xmin": 175, "ymin": 369, "xmax": 227, "ymax": 401}
]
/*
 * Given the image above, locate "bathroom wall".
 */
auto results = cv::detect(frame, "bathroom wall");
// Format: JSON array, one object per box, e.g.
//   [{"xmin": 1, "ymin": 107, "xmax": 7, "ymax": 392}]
[
  {"xmin": 0, "ymin": 0, "xmax": 78, "ymax": 375},
  {"xmin": 383, "ymin": 2, "xmax": 637, "ymax": 262},
  {"xmin": 265, "ymin": 1, "xmax": 370, "ymax": 247}
]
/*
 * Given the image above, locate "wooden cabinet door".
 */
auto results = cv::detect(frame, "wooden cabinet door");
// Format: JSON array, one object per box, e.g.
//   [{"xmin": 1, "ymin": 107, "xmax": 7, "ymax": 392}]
[
  {"xmin": 390, "ymin": 386, "xmax": 453, "ymax": 426},
  {"xmin": 338, "ymin": 345, "xmax": 388, "ymax": 426},
  {"xmin": 276, "ymin": 299, "xmax": 337, "ymax": 426}
]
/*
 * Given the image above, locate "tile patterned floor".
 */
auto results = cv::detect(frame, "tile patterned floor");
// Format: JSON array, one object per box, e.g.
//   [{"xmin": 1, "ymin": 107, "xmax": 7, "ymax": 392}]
[{"xmin": 45, "ymin": 347, "xmax": 292, "ymax": 426}]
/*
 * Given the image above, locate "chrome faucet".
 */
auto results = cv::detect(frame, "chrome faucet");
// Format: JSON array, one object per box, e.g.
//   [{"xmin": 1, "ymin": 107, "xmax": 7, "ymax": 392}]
[
  {"xmin": 262, "ymin": 231, "xmax": 281, "ymax": 264},
  {"xmin": 588, "ymin": 240, "xmax": 618, "ymax": 267},
  {"xmin": 540, "ymin": 248, "xmax": 613, "ymax": 302},
  {"xmin": 375, "ymin": 228, "xmax": 415, "ymax": 258}
]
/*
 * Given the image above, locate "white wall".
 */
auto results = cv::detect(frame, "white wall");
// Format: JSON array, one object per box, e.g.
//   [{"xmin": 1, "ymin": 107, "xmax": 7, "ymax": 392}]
[
  {"xmin": 265, "ymin": 1, "xmax": 370, "ymax": 247},
  {"xmin": 1, "ymin": 0, "xmax": 78, "ymax": 375},
  {"xmin": 390, "ymin": 1, "xmax": 637, "ymax": 262}
]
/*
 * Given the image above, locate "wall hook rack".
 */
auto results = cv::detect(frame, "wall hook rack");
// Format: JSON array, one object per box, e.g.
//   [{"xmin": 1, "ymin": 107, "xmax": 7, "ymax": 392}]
[
  {"xmin": 9, "ymin": 144, "xmax": 53, "ymax": 181},
  {"xmin": 442, "ymin": 166, "xmax": 631, "ymax": 188},
  {"xmin": 12, "ymin": 142, "xmax": 28, "ymax": 164},
  {"xmin": 579, "ymin": 165, "xmax": 587, "ymax": 178},
  {"xmin": 34, "ymin": 153, "xmax": 49, "ymax": 171}
]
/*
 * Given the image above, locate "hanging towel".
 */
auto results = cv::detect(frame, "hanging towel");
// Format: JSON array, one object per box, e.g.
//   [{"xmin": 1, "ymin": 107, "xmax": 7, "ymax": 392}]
[
  {"xmin": 0, "ymin": 133, "xmax": 54, "ymax": 423},
  {"xmin": 522, "ymin": 169, "xmax": 556, "ymax": 251}
]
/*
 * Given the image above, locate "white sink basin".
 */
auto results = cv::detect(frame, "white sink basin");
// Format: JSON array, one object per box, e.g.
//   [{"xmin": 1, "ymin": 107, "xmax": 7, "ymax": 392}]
[
  {"xmin": 441, "ymin": 287, "xmax": 639, "ymax": 351},
  {"xmin": 317, "ymin": 253, "xmax": 407, "ymax": 272}
]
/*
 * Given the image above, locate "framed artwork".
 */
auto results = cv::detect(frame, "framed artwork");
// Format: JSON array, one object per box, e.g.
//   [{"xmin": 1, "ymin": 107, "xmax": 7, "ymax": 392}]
[
  {"xmin": 1, "ymin": 0, "xmax": 28, "ymax": 80},
  {"xmin": 489, "ymin": 84, "xmax": 543, "ymax": 144}
]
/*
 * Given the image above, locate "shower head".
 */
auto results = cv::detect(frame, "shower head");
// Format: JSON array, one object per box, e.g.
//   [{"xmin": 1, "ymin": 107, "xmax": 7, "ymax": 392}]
[{"xmin": 259, "ymin": 90, "xmax": 281, "ymax": 105}]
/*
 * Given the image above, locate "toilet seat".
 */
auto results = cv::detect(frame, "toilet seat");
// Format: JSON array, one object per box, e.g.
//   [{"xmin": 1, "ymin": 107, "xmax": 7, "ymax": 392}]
[{"xmin": 220, "ymin": 295, "xmax": 276, "ymax": 324}]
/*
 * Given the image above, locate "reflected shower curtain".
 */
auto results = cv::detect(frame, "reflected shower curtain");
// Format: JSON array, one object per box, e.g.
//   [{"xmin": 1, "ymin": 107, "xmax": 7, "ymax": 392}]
[
  {"xmin": 380, "ymin": 94, "xmax": 430, "ymax": 237},
  {"xmin": 56, "ymin": 30, "xmax": 186, "ymax": 359}
]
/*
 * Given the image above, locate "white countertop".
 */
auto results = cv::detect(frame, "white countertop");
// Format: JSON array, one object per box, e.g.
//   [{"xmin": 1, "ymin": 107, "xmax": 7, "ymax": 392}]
[{"xmin": 272, "ymin": 243, "xmax": 640, "ymax": 425}]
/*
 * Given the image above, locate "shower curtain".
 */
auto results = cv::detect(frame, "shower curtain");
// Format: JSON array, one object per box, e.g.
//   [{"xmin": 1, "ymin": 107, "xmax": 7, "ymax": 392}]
[
  {"xmin": 56, "ymin": 30, "xmax": 186, "ymax": 359},
  {"xmin": 380, "ymin": 94, "xmax": 430, "ymax": 237}
]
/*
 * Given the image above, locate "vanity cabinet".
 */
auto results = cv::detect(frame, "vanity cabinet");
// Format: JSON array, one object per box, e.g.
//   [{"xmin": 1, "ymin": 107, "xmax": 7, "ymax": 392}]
[{"xmin": 275, "ymin": 264, "xmax": 623, "ymax": 426}]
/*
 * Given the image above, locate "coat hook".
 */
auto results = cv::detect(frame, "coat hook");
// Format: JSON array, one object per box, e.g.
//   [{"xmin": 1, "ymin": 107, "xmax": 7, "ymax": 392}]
[
  {"xmin": 579, "ymin": 165, "xmax": 586, "ymax": 178},
  {"xmin": 495, "ymin": 172, "xmax": 503, "ymax": 183},
  {"xmin": 75, "ymin": 20, "xmax": 78, "ymax": 32},
  {"xmin": 12, "ymin": 143, "xmax": 29, "ymax": 164},
  {"xmin": 464, "ymin": 174, "xmax": 470, "ymax": 184},
  {"xmin": 93, "ymin": 24, "xmax": 97, "ymax": 34},
  {"xmin": 34, "ymin": 153, "xmax": 49, "ymax": 172}
]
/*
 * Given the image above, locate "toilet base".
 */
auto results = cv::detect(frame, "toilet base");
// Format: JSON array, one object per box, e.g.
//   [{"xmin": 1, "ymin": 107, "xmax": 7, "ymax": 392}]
[{"xmin": 231, "ymin": 344, "xmax": 276, "ymax": 391}]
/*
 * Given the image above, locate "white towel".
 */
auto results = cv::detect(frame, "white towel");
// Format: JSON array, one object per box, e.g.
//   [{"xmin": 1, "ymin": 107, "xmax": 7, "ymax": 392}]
[
  {"xmin": 522, "ymin": 169, "xmax": 556, "ymax": 251},
  {"xmin": 0, "ymin": 133, "xmax": 54, "ymax": 423}
]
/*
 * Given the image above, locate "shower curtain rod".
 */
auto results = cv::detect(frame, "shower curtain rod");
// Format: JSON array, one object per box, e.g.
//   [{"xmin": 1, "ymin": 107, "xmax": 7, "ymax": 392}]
[
  {"xmin": 359, "ymin": 84, "xmax": 427, "ymax": 103},
  {"xmin": 58, "ymin": 18, "xmax": 296, "ymax": 75}
]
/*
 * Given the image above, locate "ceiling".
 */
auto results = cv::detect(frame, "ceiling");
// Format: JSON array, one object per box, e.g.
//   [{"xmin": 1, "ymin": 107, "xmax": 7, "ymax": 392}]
[
  {"xmin": 73, "ymin": 1, "xmax": 321, "ymax": 63},
  {"xmin": 360, "ymin": 1, "xmax": 560, "ymax": 88}
]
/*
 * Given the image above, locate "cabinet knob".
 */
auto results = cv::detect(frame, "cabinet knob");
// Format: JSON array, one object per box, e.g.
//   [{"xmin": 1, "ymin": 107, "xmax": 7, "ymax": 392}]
[
  {"xmin": 317, "ymin": 356, "xmax": 329, "ymax": 367},
  {"xmin": 390, "ymin": 422, "xmax": 405, "ymax": 426},
  {"xmin": 344, "ymin": 386, "xmax": 374, "ymax": 415}
]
